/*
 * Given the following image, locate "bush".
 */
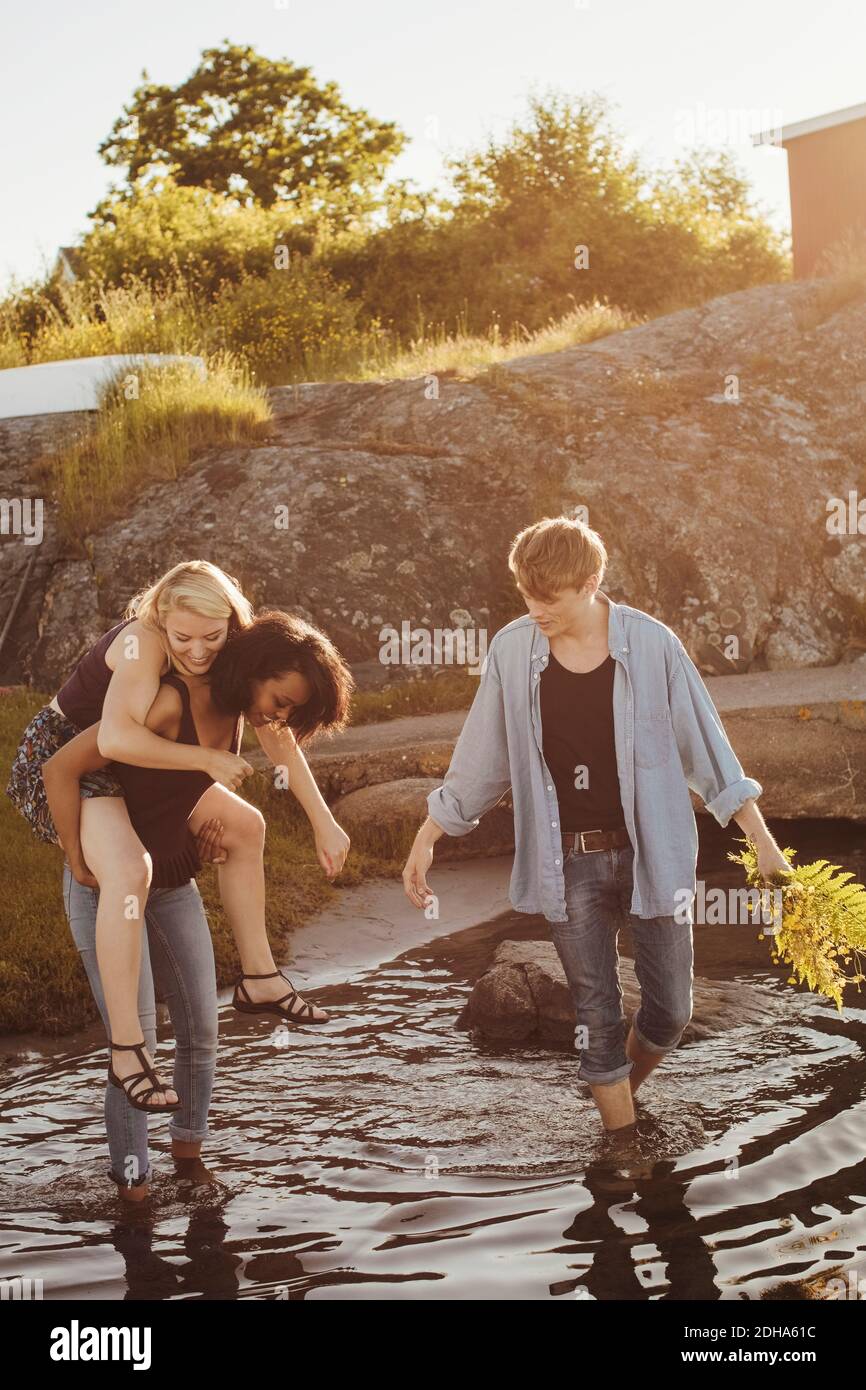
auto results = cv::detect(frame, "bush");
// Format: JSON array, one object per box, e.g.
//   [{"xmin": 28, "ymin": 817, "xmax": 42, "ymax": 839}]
[
  {"xmin": 324, "ymin": 94, "xmax": 790, "ymax": 339},
  {"xmin": 79, "ymin": 176, "xmax": 314, "ymax": 298},
  {"xmin": 211, "ymin": 262, "xmax": 369, "ymax": 383}
]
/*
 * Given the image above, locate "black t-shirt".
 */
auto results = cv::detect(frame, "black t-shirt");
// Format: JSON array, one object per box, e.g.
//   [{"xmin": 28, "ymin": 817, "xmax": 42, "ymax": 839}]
[{"xmin": 539, "ymin": 650, "xmax": 625, "ymax": 832}]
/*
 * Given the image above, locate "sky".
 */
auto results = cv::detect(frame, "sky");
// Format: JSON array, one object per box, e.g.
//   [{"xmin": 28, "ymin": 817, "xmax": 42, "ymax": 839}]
[{"xmin": 0, "ymin": 0, "xmax": 861, "ymax": 295}]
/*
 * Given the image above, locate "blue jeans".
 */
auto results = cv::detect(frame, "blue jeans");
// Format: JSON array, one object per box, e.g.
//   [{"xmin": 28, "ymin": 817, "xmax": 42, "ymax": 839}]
[
  {"xmin": 549, "ymin": 841, "xmax": 693, "ymax": 1085},
  {"xmin": 62, "ymin": 866, "xmax": 219, "ymax": 1188}
]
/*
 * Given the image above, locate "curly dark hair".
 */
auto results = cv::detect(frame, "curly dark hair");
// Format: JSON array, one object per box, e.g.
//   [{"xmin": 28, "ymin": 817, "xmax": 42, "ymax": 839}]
[{"xmin": 209, "ymin": 609, "xmax": 354, "ymax": 745}]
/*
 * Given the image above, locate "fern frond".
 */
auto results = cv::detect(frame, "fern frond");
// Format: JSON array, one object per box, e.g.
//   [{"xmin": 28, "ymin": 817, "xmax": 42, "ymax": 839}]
[{"xmin": 730, "ymin": 837, "xmax": 866, "ymax": 1012}]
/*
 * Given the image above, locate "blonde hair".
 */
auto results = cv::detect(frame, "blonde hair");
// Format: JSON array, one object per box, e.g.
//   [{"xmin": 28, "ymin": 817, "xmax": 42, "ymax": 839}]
[
  {"xmin": 508, "ymin": 516, "xmax": 608, "ymax": 603},
  {"xmin": 126, "ymin": 560, "xmax": 254, "ymax": 670}
]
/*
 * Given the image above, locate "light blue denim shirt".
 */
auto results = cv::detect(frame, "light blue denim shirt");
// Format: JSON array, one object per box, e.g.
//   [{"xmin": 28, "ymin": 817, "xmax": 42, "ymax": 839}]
[{"xmin": 426, "ymin": 591, "xmax": 763, "ymax": 922}]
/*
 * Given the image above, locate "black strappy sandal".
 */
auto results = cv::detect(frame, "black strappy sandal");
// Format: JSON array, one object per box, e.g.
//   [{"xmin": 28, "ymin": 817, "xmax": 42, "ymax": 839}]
[
  {"xmin": 108, "ymin": 1040, "xmax": 181, "ymax": 1113},
  {"xmin": 232, "ymin": 969, "xmax": 330, "ymax": 1025}
]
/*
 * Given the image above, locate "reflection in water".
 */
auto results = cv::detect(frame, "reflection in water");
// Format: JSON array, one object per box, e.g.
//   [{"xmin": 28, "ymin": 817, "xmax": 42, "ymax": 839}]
[{"xmin": 1, "ymin": 822, "xmax": 865, "ymax": 1300}]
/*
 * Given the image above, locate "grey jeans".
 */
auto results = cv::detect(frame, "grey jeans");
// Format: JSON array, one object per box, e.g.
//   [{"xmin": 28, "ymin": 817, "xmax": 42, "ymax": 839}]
[{"xmin": 62, "ymin": 866, "xmax": 219, "ymax": 1188}]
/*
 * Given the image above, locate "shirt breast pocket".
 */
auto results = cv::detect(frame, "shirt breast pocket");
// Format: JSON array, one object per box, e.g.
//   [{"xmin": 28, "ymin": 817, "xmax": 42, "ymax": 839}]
[{"xmin": 634, "ymin": 710, "xmax": 673, "ymax": 770}]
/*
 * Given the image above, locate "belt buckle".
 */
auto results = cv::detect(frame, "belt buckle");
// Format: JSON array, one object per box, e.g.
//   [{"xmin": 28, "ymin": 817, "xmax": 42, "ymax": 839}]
[{"xmin": 579, "ymin": 829, "xmax": 606, "ymax": 853}]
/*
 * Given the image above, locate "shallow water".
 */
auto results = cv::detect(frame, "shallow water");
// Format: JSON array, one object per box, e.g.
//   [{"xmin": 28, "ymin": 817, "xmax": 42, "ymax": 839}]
[{"xmin": 1, "ymin": 821, "xmax": 865, "ymax": 1301}]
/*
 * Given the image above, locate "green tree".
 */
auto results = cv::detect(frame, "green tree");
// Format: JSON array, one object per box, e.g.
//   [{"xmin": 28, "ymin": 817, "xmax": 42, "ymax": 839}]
[
  {"xmin": 326, "ymin": 90, "xmax": 788, "ymax": 337},
  {"xmin": 94, "ymin": 39, "xmax": 406, "ymax": 218}
]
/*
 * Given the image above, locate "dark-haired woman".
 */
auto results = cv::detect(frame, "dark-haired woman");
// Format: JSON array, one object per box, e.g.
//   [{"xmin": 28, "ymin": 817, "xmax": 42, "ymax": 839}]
[
  {"xmin": 41, "ymin": 608, "xmax": 354, "ymax": 1200},
  {"xmin": 6, "ymin": 560, "xmax": 265, "ymax": 1111},
  {"xmin": 44, "ymin": 606, "xmax": 354, "ymax": 1016},
  {"xmin": 40, "ymin": 612, "xmax": 353, "ymax": 1141}
]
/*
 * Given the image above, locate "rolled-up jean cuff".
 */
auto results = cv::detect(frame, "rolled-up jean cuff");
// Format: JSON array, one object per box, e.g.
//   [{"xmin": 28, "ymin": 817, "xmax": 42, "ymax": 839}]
[
  {"xmin": 169, "ymin": 1121, "xmax": 210, "ymax": 1144},
  {"xmin": 632, "ymin": 1015, "xmax": 682, "ymax": 1055},
  {"xmin": 577, "ymin": 1058, "xmax": 634, "ymax": 1085},
  {"xmin": 108, "ymin": 1166, "xmax": 150, "ymax": 1189}
]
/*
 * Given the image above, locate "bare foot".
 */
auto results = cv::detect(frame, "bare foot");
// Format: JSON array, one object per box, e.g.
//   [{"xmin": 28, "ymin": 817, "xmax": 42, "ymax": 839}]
[
  {"xmin": 111, "ymin": 1043, "xmax": 179, "ymax": 1107},
  {"xmin": 173, "ymin": 1155, "xmax": 217, "ymax": 1187},
  {"xmin": 238, "ymin": 971, "xmax": 329, "ymax": 1022},
  {"xmin": 117, "ymin": 1181, "xmax": 150, "ymax": 1203}
]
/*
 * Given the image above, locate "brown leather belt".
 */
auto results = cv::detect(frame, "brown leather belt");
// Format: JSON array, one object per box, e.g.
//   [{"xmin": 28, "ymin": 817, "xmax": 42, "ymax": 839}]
[{"xmin": 561, "ymin": 826, "xmax": 630, "ymax": 854}]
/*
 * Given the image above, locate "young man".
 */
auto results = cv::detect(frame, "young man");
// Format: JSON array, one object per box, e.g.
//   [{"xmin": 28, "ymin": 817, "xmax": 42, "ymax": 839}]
[{"xmin": 402, "ymin": 516, "xmax": 789, "ymax": 1136}]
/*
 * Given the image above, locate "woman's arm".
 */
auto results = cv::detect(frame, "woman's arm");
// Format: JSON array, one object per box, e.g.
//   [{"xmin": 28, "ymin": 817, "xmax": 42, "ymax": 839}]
[
  {"xmin": 43, "ymin": 726, "xmax": 108, "ymax": 886},
  {"xmin": 97, "ymin": 624, "xmax": 252, "ymax": 789},
  {"xmin": 254, "ymin": 722, "xmax": 349, "ymax": 876}
]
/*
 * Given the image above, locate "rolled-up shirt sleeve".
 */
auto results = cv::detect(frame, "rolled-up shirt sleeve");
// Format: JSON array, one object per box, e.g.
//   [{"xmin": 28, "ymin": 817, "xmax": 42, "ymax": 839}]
[
  {"xmin": 667, "ymin": 637, "xmax": 763, "ymax": 826},
  {"xmin": 426, "ymin": 638, "xmax": 512, "ymax": 836}
]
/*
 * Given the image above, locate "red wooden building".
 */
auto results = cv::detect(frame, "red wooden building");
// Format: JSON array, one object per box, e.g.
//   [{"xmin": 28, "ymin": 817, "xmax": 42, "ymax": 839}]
[{"xmin": 753, "ymin": 101, "xmax": 866, "ymax": 277}]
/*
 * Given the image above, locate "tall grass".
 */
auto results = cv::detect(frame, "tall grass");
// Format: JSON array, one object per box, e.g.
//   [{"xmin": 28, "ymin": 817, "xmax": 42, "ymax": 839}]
[
  {"xmin": 43, "ymin": 352, "xmax": 271, "ymax": 545},
  {"xmin": 38, "ymin": 277, "xmax": 209, "ymax": 362},
  {"xmin": 352, "ymin": 299, "xmax": 642, "ymax": 380},
  {"xmin": 1, "ymin": 271, "xmax": 641, "ymax": 391},
  {"xmin": 0, "ymin": 274, "xmax": 208, "ymax": 368}
]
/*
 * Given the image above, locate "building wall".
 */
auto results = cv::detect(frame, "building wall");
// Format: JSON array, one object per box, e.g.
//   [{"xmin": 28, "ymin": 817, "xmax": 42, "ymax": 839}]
[{"xmin": 786, "ymin": 117, "xmax": 866, "ymax": 277}]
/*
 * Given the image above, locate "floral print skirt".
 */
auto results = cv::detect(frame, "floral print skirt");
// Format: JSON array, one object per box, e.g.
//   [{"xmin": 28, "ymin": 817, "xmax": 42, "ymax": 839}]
[{"xmin": 5, "ymin": 705, "xmax": 124, "ymax": 847}]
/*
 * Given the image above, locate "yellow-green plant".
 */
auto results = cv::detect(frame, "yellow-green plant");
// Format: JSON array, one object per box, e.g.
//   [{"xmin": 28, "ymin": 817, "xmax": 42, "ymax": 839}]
[
  {"xmin": 728, "ymin": 839, "xmax": 866, "ymax": 1011},
  {"xmin": 50, "ymin": 351, "xmax": 271, "ymax": 544}
]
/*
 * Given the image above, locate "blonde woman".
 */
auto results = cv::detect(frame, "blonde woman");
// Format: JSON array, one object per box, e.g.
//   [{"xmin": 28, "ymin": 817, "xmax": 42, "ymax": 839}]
[{"xmin": 6, "ymin": 561, "xmax": 351, "ymax": 1114}]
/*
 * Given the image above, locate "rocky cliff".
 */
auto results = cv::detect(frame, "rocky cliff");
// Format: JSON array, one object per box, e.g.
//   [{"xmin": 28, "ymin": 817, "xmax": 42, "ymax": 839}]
[{"xmin": 2, "ymin": 276, "xmax": 865, "ymax": 690}]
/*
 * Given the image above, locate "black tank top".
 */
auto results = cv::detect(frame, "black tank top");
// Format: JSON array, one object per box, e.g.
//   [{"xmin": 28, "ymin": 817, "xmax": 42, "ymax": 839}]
[
  {"xmin": 55, "ymin": 617, "xmax": 141, "ymax": 729},
  {"xmin": 540, "ymin": 651, "xmax": 625, "ymax": 832},
  {"xmin": 111, "ymin": 674, "xmax": 244, "ymax": 890}
]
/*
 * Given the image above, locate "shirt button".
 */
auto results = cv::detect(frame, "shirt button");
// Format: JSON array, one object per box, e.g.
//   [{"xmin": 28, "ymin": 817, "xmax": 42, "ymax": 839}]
[
  {"xmin": 547, "ymin": 784, "xmax": 553, "ymax": 791},
  {"xmin": 551, "ymin": 820, "xmax": 558, "ymax": 827},
  {"xmin": 554, "ymin": 858, "xmax": 561, "ymax": 866}
]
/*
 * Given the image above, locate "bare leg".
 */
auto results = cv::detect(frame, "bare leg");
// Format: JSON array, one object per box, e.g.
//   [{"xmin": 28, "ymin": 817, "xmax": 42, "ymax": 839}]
[
  {"xmin": 188, "ymin": 784, "xmax": 327, "ymax": 1020},
  {"xmin": 172, "ymin": 1139, "xmax": 202, "ymax": 1158},
  {"xmin": 626, "ymin": 1022, "xmax": 665, "ymax": 1093},
  {"xmin": 79, "ymin": 799, "xmax": 178, "ymax": 1106},
  {"xmin": 169, "ymin": 1138, "xmax": 217, "ymax": 1187},
  {"xmin": 590, "ymin": 1077, "xmax": 637, "ymax": 1132}
]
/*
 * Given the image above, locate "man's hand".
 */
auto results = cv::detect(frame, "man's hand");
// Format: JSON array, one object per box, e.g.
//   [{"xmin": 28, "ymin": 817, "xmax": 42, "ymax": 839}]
[
  {"xmin": 402, "ymin": 818, "xmax": 445, "ymax": 909},
  {"xmin": 196, "ymin": 818, "xmax": 227, "ymax": 864},
  {"xmin": 314, "ymin": 818, "xmax": 350, "ymax": 878},
  {"xmin": 755, "ymin": 841, "xmax": 793, "ymax": 884}
]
